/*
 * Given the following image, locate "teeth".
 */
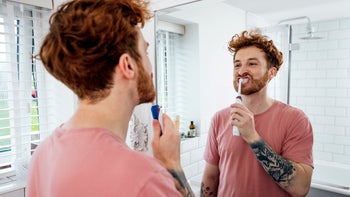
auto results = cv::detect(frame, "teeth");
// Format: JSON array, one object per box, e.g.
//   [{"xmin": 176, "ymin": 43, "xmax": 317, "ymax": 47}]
[{"xmin": 239, "ymin": 78, "xmax": 248, "ymax": 84}]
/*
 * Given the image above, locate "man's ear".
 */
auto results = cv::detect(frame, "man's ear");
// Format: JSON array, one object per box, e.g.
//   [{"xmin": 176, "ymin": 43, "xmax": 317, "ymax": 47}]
[
  {"xmin": 268, "ymin": 67, "xmax": 277, "ymax": 81},
  {"xmin": 117, "ymin": 53, "xmax": 136, "ymax": 79}
]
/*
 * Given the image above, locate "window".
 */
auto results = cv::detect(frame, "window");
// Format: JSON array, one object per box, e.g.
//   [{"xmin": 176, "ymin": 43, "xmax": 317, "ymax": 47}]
[
  {"xmin": 156, "ymin": 20, "xmax": 201, "ymax": 135},
  {"xmin": 156, "ymin": 30, "xmax": 185, "ymax": 131},
  {"xmin": 0, "ymin": 0, "xmax": 53, "ymax": 181}
]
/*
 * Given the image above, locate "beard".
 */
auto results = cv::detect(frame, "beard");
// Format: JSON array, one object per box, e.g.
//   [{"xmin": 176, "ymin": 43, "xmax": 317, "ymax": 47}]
[
  {"xmin": 137, "ymin": 65, "xmax": 156, "ymax": 104},
  {"xmin": 234, "ymin": 70, "xmax": 270, "ymax": 95}
]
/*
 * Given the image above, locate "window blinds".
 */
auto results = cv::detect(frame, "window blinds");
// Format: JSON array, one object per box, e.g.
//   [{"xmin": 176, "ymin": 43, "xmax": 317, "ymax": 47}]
[
  {"xmin": 11, "ymin": 0, "xmax": 53, "ymax": 9},
  {"xmin": 0, "ymin": 0, "xmax": 54, "ymax": 181},
  {"xmin": 156, "ymin": 30, "xmax": 189, "ymax": 133}
]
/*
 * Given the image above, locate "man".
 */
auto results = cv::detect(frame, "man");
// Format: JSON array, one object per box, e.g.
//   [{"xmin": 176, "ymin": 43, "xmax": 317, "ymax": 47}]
[
  {"xmin": 26, "ymin": 0, "xmax": 194, "ymax": 196},
  {"xmin": 201, "ymin": 30, "xmax": 313, "ymax": 197}
]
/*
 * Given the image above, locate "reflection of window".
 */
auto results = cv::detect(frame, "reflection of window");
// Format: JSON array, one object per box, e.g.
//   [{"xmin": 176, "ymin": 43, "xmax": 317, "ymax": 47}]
[
  {"xmin": 156, "ymin": 30, "xmax": 187, "ymax": 132},
  {"xmin": 0, "ymin": 1, "xmax": 53, "ymax": 179}
]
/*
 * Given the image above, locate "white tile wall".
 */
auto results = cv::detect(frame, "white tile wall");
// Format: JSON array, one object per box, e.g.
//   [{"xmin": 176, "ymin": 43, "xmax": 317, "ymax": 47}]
[{"xmin": 291, "ymin": 17, "xmax": 350, "ymax": 165}]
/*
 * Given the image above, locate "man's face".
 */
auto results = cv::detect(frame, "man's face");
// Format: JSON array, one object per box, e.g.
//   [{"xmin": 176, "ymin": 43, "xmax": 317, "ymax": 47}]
[
  {"xmin": 233, "ymin": 46, "xmax": 273, "ymax": 95},
  {"xmin": 136, "ymin": 28, "xmax": 156, "ymax": 104}
]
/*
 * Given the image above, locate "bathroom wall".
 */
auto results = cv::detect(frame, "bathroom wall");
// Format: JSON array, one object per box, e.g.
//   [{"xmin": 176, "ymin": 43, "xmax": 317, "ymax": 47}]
[{"xmin": 291, "ymin": 18, "xmax": 350, "ymax": 166}]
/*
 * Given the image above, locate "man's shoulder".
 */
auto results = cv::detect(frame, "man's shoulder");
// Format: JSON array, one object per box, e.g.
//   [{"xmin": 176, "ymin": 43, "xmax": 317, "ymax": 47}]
[{"xmin": 274, "ymin": 100, "xmax": 307, "ymax": 115}]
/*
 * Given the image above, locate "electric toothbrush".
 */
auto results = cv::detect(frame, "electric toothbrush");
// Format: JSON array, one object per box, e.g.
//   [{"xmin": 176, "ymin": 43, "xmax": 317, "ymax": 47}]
[{"xmin": 232, "ymin": 78, "xmax": 246, "ymax": 136}]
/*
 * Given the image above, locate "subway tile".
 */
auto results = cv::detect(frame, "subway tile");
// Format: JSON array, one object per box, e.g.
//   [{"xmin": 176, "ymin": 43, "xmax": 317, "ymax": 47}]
[
  {"xmin": 338, "ymin": 59, "xmax": 350, "ymax": 68},
  {"xmin": 326, "ymin": 88, "xmax": 348, "ymax": 97},
  {"xmin": 313, "ymin": 143, "xmax": 323, "ymax": 151},
  {"xmin": 294, "ymin": 61, "xmax": 317, "ymax": 70},
  {"xmin": 336, "ymin": 79, "xmax": 350, "ymax": 88},
  {"xmin": 299, "ymin": 42, "xmax": 318, "ymax": 51},
  {"xmin": 181, "ymin": 152, "xmax": 191, "ymax": 167},
  {"xmin": 346, "ymin": 127, "xmax": 350, "ymax": 136},
  {"xmin": 340, "ymin": 18, "xmax": 350, "ymax": 29},
  {"xmin": 293, "ymin": 24, "xmax": 309, "ymax": 34},
  {"xmin": 338, "ymin": 39, "xmax": 350, "ymax": 49},
  {"xmin": 190, "ymin": 147, "xmax": 205, "ymax": 163},
  {"xmin": 295, "ymin": 96, "xmax": 316, "ymax": 105},
  {"xmin": 198, "ymin": 134, "xmax": 207, "ymax": 147},
  {"xmin": 345, "ymin": 146, "xmax": 350, "ymax": 155},
  {"xmin": 336, "ymin": 98, "xmax": 350, "ymax": 107},
  {"xmin": 291, "ymin": 51, "xmax": 308, "ymax": 61},
  {"xmin": 324, "ymin": 143, "xmax": 344, "ymax": 153},
  {"xmin": 314, "ymin": 133, "xmax": 335, "ymax": 144},
  {"xmin": 318, "ymin": 20, "xmax": 340, "ymax": 31},
  {"xmin": 317, "ymin": 40, "xmax": 338, "ymax": 50},
  {"xmin": 334, "ymin": 136, "xmax": 350, "ymax": 145},
  {"xmin": 306, "ymin": 106, "xmax": 325, "ymax": 115},
  {"xmin": 198, "ymin": 160, "xmax": 206, "ymax": 174},
  {"xmin": 305, "ymin": 88, "xmax": 326, "ymax": 97},
  {"xmin": 333, "ymin": 154, "xmax": 350, "ymax": 165},
  {"xmin": 329, "ymin": 29, "xmax": 350, "ymax": 40},
  {"xmin": 183, "ymin": 163, "xmax": 199, "ymax": 179},
  {"xmin": 326, "ymin": 69, "xmax": 349, "ymax": 78},
  {"xmin": 314, "ymin": 151, "xmax": 333, "ymax": 161},
  {"xmin": 327, "ymin": 49, "xmax": 350, "ymax": 59},
  {"xmin": 294, "ymin": 79, "xmax": 317, "ymax": 88},
  {"xmin": 308, "ymin": 51, "xmax": 328, "ymax": 61},
  {"xmin": 289, "ymin": 88, "xmax": 307, "ymax": 96},
  {"xmin": 316, "ymin": 78, "xmax": 337, "ymax": 88},
  {"xmin": 181, "ymin": 138, "xmax": 198, "ymax": 153},
  {"xmin": 316, "ymin": 60, "xmax": 338, "ymax": 69},
  {"xmin": 314, "ymin": 97, "xmax": 336, "ymax": 106},
  {"xmin": 311, "ymin": 115, "xmax": 335, "ymax": 125},
  {"xmin": 323, "ymin": 125, "xmax": 346, "ymax": 136}
]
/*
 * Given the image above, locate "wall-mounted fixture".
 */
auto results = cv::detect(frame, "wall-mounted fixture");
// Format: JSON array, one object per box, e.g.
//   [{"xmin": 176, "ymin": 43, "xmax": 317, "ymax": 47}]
[{"xmin": 278, "ymin": 16, "xmax": 322, "ymax": 40}]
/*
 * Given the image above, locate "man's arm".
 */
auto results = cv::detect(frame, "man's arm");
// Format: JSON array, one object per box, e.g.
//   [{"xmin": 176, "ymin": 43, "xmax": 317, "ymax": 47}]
[
  {"xmin": 167, "ymin": 168, "xmax": 195, "ymax": 197},
  {"xmin": 152, "ymin": 114, "xmax": 195, "ymax": 197},
  {"xmin": 201, "ymin": 162, "xmax": 219, "ymax": 197},
  {"xmin": 249, "ymin": 137, "xmax": 313, "ymax": 197}
]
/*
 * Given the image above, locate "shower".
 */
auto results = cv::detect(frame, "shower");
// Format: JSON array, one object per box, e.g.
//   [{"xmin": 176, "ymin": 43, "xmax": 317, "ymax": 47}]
[{"xmin": 278, "ymin": 16, "xmax": 322, "ymax": 40}]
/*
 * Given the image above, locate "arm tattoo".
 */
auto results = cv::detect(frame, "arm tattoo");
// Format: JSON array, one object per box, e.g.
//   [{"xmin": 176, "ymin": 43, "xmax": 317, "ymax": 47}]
[
  {"xmin": 168, "ymin": 169, "xmax": 195, "ymax": 197},
  {"xmin": 249, "ymin": 138, "xmax": 296, "ymax": 187},
  {"xmin": 200, "ymin": 182, "xmax": 215, "ymax": 196}
]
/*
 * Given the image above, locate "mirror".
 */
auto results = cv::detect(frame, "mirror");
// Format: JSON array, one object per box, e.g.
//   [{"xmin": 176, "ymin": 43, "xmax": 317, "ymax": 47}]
[{"xmin": 154, "ymin": 0, "xmax": 350, "ymax": 193}]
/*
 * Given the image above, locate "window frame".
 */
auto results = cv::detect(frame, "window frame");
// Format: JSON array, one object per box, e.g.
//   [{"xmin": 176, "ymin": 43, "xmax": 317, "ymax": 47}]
[{"xmin": 0, "ymin": 1, "xmax": 53, "ymax": 181}]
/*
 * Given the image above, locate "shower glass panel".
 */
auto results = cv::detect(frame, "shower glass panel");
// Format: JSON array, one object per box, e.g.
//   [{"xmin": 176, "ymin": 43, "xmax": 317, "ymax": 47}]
[{"xmin": 260, "ymin": 24, "xmax": 291, "ymax": 104}]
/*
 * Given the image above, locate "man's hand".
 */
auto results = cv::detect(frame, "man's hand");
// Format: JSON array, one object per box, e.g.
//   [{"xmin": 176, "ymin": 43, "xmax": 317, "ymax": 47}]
[{"xmin": 152, "ymin": 113, "xmax": 181, "ymax": 170}]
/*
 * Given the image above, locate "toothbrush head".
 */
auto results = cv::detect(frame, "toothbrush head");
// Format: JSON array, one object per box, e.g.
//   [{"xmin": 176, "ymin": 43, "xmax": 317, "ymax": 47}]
[
  {"xmin": 240, "ymin": 78, "xmax": 248, "ymax": 84},
  {"xmin": 151, "ymin": 104, "xmax": 160, "ymax": 120}
]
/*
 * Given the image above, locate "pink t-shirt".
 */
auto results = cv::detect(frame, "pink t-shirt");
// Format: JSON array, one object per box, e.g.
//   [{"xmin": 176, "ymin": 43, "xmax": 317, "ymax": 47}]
[
  {"xmin": 204, "ymin": 101, "xmax": 313, "ymax": 197},
  {"xmin": 27, "ymin": 127, "xmax": 181, "ymax": 197}
]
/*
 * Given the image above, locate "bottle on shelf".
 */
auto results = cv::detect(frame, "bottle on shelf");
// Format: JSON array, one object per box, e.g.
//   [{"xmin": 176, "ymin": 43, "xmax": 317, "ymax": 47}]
[{"xmin": 188, "ymin": 121, "xmax": 196, "ymax": 137}]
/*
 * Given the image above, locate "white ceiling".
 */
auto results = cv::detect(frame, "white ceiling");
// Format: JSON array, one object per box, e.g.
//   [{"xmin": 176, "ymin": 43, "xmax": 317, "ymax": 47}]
[
  {"xmin": 153, "ymin": 0, "xmax": 350, "ymax": 25},
  {"xmin": 222, "ymin": 0, "xmax": 350, "ymax": 24}
]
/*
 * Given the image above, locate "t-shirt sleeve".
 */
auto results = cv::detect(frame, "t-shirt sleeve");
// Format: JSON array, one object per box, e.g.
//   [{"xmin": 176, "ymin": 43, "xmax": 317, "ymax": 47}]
[
  {"xmin": 281, "ymin": 108, "xmax": 314, "ymax": 168},
  {"xmin": 204, "ymin": 114, "xmax": 220, "ymax": 165},
  {"xmin": 138, "ymin": 169, "xmax": 182, "ymax": 197}
]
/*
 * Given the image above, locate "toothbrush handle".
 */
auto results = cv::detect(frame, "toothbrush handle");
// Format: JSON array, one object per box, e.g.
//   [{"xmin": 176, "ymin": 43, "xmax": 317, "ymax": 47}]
[{"xmin": 232, "ymin": 97, "xmax": 242, "ymax": 136}]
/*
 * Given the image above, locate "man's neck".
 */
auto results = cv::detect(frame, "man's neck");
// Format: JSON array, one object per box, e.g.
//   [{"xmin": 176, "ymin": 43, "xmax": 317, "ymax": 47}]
[
  {"xmin": 242, "ymin": 90, "xmax": 274, "ymax": 115},
  {"xmin": 62, "ymin": 96, "xmax": 135, "ymax": 141}
]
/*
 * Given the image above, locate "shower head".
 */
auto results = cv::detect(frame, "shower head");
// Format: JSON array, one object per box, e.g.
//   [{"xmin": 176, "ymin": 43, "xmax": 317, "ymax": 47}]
[
  {"xmin": 278, "ymin": 16, "xmax": 323, "ymax": 40},
  {"xmin": 299, "ymin": 33, "xmax": 322, "ymax": 40},
  {"xmin": 299, "ymin": 24, "xmax": 322, "ymax": 40}
]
